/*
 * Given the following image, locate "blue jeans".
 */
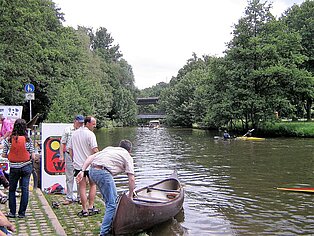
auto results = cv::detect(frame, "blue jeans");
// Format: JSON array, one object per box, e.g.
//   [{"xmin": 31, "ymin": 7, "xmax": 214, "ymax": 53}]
[
  {"xmin": 9, "ymin": 163, "xmax": 33, "ymax": 216},
  {"xmin": 90, "ymin": 167, "xmax": 117, "ymax": 235}
]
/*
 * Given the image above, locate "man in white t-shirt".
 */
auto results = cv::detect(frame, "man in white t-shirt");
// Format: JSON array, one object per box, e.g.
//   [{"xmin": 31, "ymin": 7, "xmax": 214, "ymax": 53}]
[
  {"xmin": 69, "ymin": 116, "xmax": 99, "ymax": 217},
  {"xmin": 76, "ymin": 140, "xmax": 135, "ymax": 236}
]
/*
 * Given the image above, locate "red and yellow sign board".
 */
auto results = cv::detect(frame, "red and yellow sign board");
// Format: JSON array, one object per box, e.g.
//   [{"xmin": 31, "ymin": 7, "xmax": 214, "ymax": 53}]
[{"xmin": 43, "ymin": 136, "xmax": 65, "ymax": 175}]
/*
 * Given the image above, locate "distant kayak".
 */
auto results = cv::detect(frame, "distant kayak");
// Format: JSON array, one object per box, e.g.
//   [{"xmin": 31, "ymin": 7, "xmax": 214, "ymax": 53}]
[
  {"xmin": 213, "ymin": 136, "xmax": 265, "ymax": 141},
  {"xmin": 277, "ymin": 187, "xmax": 314, "ymax": 193},
  {"xmin": 234, "ymin": 136, "xmax": 265, "ymax": 141}
]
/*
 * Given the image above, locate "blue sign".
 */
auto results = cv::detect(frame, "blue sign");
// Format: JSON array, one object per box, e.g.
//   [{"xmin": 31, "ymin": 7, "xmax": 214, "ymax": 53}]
[{"xmin": 25, "ymin": 83, "xmax": 35, "ymax": 93}]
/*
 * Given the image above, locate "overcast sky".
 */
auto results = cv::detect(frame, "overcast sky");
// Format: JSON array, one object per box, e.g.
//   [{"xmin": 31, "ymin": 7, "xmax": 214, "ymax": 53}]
[{"xmin": 53, "ymin": 0, "xmax": 304, "ymax": 89}]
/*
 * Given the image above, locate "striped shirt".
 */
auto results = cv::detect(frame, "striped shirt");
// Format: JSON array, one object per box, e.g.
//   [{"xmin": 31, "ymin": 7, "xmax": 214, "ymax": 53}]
[
  {"xmin": 60, "ymin": 125, "xmax": 75, "ymax": 152},
  {"xmin": 2, "ymin": 137, "xmax": 35, "ymax": 168}
]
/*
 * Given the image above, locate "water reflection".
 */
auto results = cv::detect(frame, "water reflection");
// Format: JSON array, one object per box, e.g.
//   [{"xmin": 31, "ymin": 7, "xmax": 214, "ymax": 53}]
[{"xmin": 96, "ymin": 127, "xmax": 314, "ymax": 235}]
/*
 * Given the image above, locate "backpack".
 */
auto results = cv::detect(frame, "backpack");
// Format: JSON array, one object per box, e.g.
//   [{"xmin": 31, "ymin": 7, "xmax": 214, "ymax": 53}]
[{"xmin": 44, "ymin": 183, "xmax": 65, "ymax": 194}]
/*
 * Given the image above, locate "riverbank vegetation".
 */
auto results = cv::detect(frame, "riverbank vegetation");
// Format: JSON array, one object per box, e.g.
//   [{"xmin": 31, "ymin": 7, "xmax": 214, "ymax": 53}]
[
  {"xmin": 157, "ymin": 0, "xmax": 314, "ymax": 131},
  {"xmin": 0, "ymin": 0, "xmax": 313, "ymax": 134},
  {"xmin": 142, "ymin": 0, "xmax": 313, "ymax": 134},
  {"xmin": 259, "ymin": 121, "xmax": 314, "ymax": 138}
]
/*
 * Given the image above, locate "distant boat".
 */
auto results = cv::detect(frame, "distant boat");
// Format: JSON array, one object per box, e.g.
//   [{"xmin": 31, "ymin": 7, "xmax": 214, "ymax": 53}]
[
  {"xmin": 112, "ymin": 171, "xmax": 184, "ymax": 235},
  {"xmin": 234, "ymin": 136, "xmax": 265, "ymax": 141},
  {"xmin": 149, "ymin": 120, "xmax": 160, "ymax": 129},
  {"xmin": 277, "ymin": 187, "xmax": 314, "ymax": 193}
]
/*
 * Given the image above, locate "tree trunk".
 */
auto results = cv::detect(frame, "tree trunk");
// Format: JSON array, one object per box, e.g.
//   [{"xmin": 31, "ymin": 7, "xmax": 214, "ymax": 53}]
[{"xmin": 306, "ymin": 98, "xmax": 312, "ymax": 121}]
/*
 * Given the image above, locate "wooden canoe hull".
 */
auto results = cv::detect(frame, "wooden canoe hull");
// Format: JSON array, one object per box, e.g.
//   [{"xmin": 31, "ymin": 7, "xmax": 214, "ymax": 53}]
[
  {"xmin": 112, "ymin": 172, "xmax": 184, "ymax": 235},
  {"xmin": 277, "ymin": 187, "xmax": 314, "ymax": 193}
]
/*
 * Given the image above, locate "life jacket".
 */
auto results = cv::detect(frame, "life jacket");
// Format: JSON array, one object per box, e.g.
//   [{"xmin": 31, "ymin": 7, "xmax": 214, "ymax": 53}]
[{"xmin": 8, "ymin": 136, "xmax": 30, "ymax": 163}]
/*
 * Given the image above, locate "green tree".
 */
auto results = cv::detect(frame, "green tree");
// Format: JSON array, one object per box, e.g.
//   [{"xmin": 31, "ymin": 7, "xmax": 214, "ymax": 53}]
[
  {"xmin": 0, "ymin": 0, "xmax": 84, "ymax": 120},
  {"xmin": 46, "ymin": 80, "xmax": 91, "ymax": 122},
  {"xmin": 111, "ymin": 87, "xmax": 137, "ymax": 126},
  {"xmin": 85, "ymin": 27, "xmax": 137, "ymax": 126},
  {"xmin": 281, "ymin": 0, "xmax": 314, "ymax": 120},
  {"xmin": 90, "ymin": 27, "xmax": 122, "ymax": 62},
  {"xmin": 0, "ymin": 1, "xmax": 137, "ymax": 126},
  {"xmin": 161, "ymin": 54, "xmax": 211, "ymax": 126},
  {"xmin": 47, "ymin": 26, "xmax": 114, "ymax": 126},
  {"xmin": 223, "ymin": 0, "xmax": 307, "ymax": 129}
]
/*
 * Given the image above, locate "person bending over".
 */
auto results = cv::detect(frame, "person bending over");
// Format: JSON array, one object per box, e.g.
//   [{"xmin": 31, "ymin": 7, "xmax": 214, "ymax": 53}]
[{"xmin": 76, "ymin": 140, "xmax": 135, "ymax": 236}]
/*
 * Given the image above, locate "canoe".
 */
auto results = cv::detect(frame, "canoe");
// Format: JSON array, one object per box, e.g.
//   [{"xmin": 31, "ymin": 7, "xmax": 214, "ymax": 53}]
[
  {"xmin": 277, "ymin": 187, "xmax": 314, "ymax": 193},
  {"xmin": 112, "ymin": 171, "xmax": 184, "ymax": 235},
  {"xmin": 234, "ymin": 136, "xmax": 265, "ymax": 141}
]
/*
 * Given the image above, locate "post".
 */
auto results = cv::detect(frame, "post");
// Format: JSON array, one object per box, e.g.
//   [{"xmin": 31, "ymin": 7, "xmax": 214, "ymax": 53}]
[
  {"xmin": 24, "ymin": 83, "xmax": 35, "ymax": 121},
  {"xmin": 29, "ymin": 100, "xmax": 32, "ymax": 121}
]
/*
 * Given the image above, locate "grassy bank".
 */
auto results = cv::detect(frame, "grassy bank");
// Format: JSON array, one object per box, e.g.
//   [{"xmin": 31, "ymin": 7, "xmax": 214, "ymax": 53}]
[
  {"xmin": 193, "ymin": 121, "xmax": 314, "ymax": 138},
  {"xmin": 259, "ymin": 121, "xmax": 314, "ymax": 138},
  {"xmin": 45, "ymin": 193, "xmax": 104, "ymax": 235}
]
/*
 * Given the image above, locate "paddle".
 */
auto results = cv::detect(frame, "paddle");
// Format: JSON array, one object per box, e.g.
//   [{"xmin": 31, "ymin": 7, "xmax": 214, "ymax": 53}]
[{"xmin": 243, "ymin": 128, "xmax": 254, "ymax": 137}]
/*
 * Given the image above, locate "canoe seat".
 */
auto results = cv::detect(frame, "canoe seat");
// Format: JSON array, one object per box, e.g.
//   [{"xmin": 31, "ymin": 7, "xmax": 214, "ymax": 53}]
[
  {"xmin": 133, "ymin": 195, "xmax": 169, "ymax": 203},
  {"xmin": 148, "ymin": 187, "xmax": 180, "ymax": 193}
]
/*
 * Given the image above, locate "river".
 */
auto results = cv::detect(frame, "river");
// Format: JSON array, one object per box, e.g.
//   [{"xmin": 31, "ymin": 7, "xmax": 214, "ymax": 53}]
[{"xmin": 95, "ymin": 127, "xmax": 314, "ymax": 236}]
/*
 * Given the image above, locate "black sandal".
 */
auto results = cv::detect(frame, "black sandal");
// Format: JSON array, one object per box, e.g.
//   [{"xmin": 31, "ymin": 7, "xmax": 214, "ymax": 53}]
[
  {"xmin": 88, "ymin": 207, "xmax": 100, "ymax": 216},
  {"xmin": 6, "ymin": 212, "xmax": 16, "ymax": 218},
  {"xmin": 77, "ymin": 210, "xmax": 89, "ymax": 217},
  {"xmin": 52, "ymin": 201, "xmax": 60, "ymax": 209},
  {"xmin": 0, "ymin": 196, "xmax": 8, "ymax": 204}
]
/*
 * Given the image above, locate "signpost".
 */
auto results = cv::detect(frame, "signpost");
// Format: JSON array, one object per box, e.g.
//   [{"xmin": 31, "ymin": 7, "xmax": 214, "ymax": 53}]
[
  {"xmin": 25, "ymin": 83, "xmax": 35, "ymax": 121},
  {"xmin": 24, "ymin": 84, "xmax": 35, "ymax": 93}
]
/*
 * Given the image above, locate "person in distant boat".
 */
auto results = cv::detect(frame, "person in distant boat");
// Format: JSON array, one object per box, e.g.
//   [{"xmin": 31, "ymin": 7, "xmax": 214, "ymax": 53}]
[
  {"xmin": 69, "ymin": 116, "xmax": 99, "ymax": 217},
  {"xmin": 223, "ymin": 130, "xmax": 231, "ymax": 140},
  {"xmin": 59, "ymin": 115, "xmax": 84, "ymax": 205},
  {"xmin": 76, "ymin": 139, "xmax": 135, "ymax": 236}
]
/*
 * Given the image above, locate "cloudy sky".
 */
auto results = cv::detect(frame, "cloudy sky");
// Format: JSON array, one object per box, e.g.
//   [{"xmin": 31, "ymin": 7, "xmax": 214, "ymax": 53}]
[{"xmin": 53, "ymin": 0, "xmax": 304, "ymax": 89}]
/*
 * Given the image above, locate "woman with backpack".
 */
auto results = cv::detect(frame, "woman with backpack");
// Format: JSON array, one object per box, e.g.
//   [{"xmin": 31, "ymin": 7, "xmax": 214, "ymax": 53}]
[{"xmin": 1, "ymin": 119, "xmax": 35, "ymax": 218}]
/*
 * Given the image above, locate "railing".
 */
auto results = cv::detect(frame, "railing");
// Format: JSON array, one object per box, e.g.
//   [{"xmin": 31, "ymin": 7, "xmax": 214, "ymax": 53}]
[
  {"xmin": 137, "ymin": 114, "xmax": 166, "ymax": 119},
  {"xmin": 136, "ymin": 97, "xmax": 159, "ymax": 105}
]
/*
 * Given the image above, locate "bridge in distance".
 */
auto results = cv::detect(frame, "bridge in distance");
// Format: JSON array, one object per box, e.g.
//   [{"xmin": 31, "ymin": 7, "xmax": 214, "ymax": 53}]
[{"xmin": 136, "ymin": 97, "xmax": 166, "ymax": 119}]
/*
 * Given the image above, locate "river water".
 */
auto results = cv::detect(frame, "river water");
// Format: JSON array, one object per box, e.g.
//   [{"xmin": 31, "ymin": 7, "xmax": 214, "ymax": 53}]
[{"xmin": 95, "ymin": 127, "xmax": 314, "ymax": 236}]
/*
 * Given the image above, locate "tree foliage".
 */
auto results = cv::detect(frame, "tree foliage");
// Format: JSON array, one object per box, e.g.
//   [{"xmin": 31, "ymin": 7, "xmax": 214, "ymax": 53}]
[
  {"xmin": 222, "ymin": 0, "xmax": 309, "ymax": 128},
  {"xmin": 1, "ymin": 0, "xmax": 312, "ymax": 130},
  {"xmin": 159, "ymin": 0, "xmax": 313, "ymax": 130},
  {"xmin": 0, "ymin": 0, "xmax": 73, "ymax": 113},
  {"xmin": 161, "ymin": 54, "xmax": 214, "ymax": 126},
  {"xmin": 281, "ymin": 0, "xmax": 314, "ymax": 121},
  {"xmin": 0, "ymin": 0, "xmax": 138, "ymax": 127}
]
